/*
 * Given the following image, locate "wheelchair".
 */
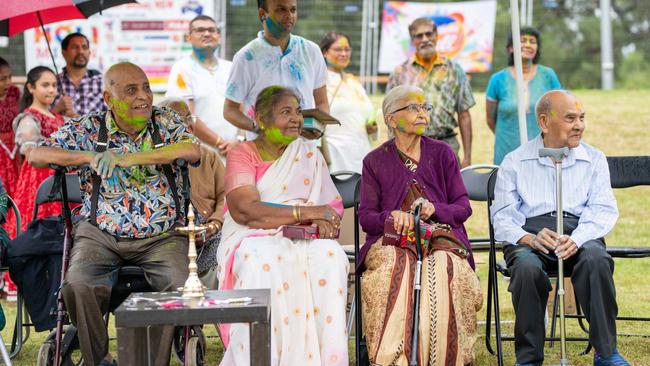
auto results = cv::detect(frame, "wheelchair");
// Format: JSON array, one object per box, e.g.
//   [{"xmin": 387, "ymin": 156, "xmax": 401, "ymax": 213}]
[{"xmin": 25, "ymin": 168, "xmax": 206, "ymax": 366}]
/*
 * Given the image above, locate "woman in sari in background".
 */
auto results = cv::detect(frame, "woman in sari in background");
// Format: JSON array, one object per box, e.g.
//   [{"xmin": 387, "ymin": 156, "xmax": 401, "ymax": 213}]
[
  {"xmin": 216, "ymin": 86, "xmax": 349, "ymax": 366},
  {"xmin": 358, "ymin": 85, "xmax": 482, "ymax": 365}
]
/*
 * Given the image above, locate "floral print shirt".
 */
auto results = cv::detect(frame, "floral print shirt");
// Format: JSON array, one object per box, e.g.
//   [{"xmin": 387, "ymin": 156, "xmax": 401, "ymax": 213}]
[{"xmin": 42, "ymin": 106, "xmax": 197, "ymax": 238}]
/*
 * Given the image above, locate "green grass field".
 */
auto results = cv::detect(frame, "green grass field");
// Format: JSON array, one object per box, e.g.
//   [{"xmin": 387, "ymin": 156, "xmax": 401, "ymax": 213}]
[{"xmin": 2, "ymin": 90, "xmax": 649, "ymax": 365}]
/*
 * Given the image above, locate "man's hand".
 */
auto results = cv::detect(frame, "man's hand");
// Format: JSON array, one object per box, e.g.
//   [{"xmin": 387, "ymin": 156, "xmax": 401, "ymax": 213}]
[
  {"xmin": 54, "ymin": 96, "xmax": 77, "ymax": 117},
  {"xmin": 91, "ymin": 151, "xmax": 121, "ymax": 179},
  {"xmin": 301, "ymin": 129, "xmax": 324, "ymax": 140},
  {"xmin": 555, "ymin": 236, "xmax": 579, "ymax": 260},
  {"xmin": 217, "ymin": 140, "xmax": 239, "ymax": 156},
  {"xmin": 461, "ymin": 155, "xmax": 471, "ymax": 169},
  {"xmin": 197, "ymin": 221, "xmax": 220, "ymax": 245},
  {"xmin": 528, "ymin": 228, "xmax": 559, "ymax": 254}
]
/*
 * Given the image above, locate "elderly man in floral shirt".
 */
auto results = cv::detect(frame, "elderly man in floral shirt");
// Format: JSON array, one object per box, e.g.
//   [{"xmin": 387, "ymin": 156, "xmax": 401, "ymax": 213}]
[
  {"xmin": 387, "ymin": 17, "xmax": 475, "ymax": 168},
  {"xmin": 29, "ymin": 62, "xmax": 201, "ymax": 366}
]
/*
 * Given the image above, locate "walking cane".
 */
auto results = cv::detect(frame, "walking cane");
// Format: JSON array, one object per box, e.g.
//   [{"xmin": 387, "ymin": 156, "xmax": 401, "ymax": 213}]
[
  {"xmin": 539, "ymin": 147, "xmax": 570, "ymax": 366},
  {"xmin": 409, "ymin": 203, "xmax": 424, "ymax": 366}
]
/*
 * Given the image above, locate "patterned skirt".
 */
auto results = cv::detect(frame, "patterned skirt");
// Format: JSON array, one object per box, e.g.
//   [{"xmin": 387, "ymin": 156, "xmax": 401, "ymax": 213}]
[{"xmin": 361, "ymin": 242, "xmax": 483, "ymax": 366}]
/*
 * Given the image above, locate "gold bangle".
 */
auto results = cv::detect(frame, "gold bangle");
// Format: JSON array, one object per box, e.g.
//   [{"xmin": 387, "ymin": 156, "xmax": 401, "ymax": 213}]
[
  {"xmin": 297, "ymin": 205, "xmax": 302, "ymax": 223},
  {"xmin": 292, "ymin": 206, "xmax": 299, "ymax": 222},
  {"xmin": 215, "ymin": 135, "xmax": 222, "ymax": 147}
]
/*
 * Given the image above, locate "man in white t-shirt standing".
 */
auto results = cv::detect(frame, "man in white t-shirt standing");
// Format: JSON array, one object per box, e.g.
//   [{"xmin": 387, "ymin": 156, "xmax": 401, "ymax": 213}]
[
  {"xmin": 223, "ymin": 0, "xmax": 329, "ymax": 137},
  {"xmin": 167, "ymin": 15, "xmax": 237, "ymax": 154}
]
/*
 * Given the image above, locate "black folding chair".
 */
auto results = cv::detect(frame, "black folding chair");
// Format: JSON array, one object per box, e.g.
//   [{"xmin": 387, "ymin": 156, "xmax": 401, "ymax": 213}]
[
  {"xmin": 543, "ymin": 157, "xmax": 650, "ymax": 341},
  {"xmin": 330, "ymin": 171, "xmax": 362, "ymax": 340},
  {"xmin": 460, "ymin": 164, "xmax": 499, "ymax": 252}
]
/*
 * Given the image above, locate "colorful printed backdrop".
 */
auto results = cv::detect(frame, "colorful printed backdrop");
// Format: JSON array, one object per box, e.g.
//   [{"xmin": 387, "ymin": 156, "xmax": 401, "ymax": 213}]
[
  {"xmin": 23, "ymin": 0, "xmax": 215, "ymax": 92},
  {"xmin": 379, "ymin": 0, "xmax": 497, "ymax": 74}
]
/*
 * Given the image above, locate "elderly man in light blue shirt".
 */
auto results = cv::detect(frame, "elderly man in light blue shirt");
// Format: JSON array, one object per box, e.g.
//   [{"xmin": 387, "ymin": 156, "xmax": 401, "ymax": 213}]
[{"xmin": 491, "ymin": 90, "xmax": 629, "ymax": 366}]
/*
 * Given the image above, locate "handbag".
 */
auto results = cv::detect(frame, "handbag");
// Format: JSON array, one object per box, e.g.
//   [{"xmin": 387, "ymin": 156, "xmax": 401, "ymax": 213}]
[
  {"xmin": 6, "ymin": 216, "xmax": 65, "ymax": 331},
  {"xmin": 281, "ymin": 224, "xmax": 340, "ymax": 240},
  {"xmin": 381, "ymin": 216, "xmax": 469, "ymax": 259}
]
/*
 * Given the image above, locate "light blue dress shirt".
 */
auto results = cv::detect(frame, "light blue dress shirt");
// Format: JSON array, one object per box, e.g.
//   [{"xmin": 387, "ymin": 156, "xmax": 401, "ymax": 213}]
[{"xmin": 491, "ymin": 135, "xmax": 618, "ymax": 247}]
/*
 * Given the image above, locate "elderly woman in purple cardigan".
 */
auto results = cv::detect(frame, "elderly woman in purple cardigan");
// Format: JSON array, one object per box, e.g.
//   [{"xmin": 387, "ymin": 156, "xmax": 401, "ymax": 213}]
[{"xmin": 358, "ymin": 85, "xmax": 482, "ymax": 366}]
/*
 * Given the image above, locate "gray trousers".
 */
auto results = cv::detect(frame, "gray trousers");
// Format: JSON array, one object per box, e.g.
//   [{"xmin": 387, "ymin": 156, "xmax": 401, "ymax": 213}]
[
  {"xmin": 503, "ymin": 214, "xmax": 618, "ymax": 365},
  {"xmin": 62, "ymin": 220, "xmax": 189, "ymax": 366},
  {"xmin": 427, "ymin": 133, "xmax": 461, "ymax": 161}
]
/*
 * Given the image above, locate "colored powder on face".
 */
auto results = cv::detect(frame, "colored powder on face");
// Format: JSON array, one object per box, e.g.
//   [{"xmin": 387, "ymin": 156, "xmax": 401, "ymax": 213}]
[
  {"xmin": 111, "ymin": 98, "xmax": 147, "ymax": 130},
  {"xmin": 265, "ymin": 127, "xmax": 296, "ymax": 146},
  {"xmin": 550, "ymin": 110, "xmax": 557, "ymax": 118},
  {"xmin": 255, "ymin": 86, "xmax": 283, "ymax": 123},
  {"xmin": 414, "ymin": 125, "xmax": 426, "ymax": 135},
  {"xmin": 397, "ymin": 118, "xmax": 408, "ymax": 132},
  {"xmin": 192, "ymin": 46, "xmax": 211, "ymax": 62},
  {"xmin": 265, "ymin": 15, "xmax": 286, "ymax": 39},
  {"xmin": 406, "ymin": 92, "xmax": 425, "ymax": 103}
]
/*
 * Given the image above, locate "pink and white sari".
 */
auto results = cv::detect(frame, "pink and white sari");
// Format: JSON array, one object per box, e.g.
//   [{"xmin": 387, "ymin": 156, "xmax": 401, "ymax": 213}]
[{"xmin": 217, "ymin": 138, "xmax": 349, "ymax": 366}]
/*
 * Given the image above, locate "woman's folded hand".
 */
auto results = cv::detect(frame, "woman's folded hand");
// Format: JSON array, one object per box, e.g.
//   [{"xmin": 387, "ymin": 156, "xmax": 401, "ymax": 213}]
[
  {"xmin": 391, "ymin": 210, "xmax": 414, "ymax": 236},
  {"xmin": 304, "ymin": 205, "xmax": 341, "ymax": 229},
  {"xmin": 312, "ymin": 219, "xmax": 338, "ymax": 239}
]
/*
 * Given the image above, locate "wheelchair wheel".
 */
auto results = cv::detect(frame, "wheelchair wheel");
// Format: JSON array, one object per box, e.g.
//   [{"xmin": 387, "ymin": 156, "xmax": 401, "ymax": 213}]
[
  {"xmin": 36, "ymin": 341, "xmax": 54, "ymax": 366},
  {"xmin": 36, "ymin": 326, "xmax": 83, "ymax": 366},
  {"xmin": 173, "ymin": 325, "xmax": 206, "ymax": 366}
]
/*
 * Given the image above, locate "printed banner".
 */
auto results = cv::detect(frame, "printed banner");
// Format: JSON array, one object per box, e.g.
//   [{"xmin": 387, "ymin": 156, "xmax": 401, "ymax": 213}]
[
  {"xmin": 24, "ymin": 0, "xmax": 215, "ymax": 92},
  {"xmin": 379, "ymin": 0, "xmax": 497, "ymax": 74}
]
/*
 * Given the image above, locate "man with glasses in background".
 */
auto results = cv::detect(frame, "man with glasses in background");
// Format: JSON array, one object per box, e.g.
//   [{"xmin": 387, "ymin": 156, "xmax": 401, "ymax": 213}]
[
  {"xmin": 166, "ymin": 15, "xmax": 237, "ymax": 156},
  {"xmin": 388, "ymin": 17, "xmax": 475, "ymax": 168}
]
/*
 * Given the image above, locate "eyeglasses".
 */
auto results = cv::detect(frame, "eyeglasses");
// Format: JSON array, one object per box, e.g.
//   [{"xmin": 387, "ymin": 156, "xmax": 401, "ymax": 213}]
[
  {"xmin": 330, "ymin": 47, "xmax": 352, "ymax": 54},
  {"xmin": 412, "ymin": 31, "xmax": 436, "ymax": 41},
  {"xmin": 191, "ymin": 27, "xmax": 219, "ymax": 34},
  {"xmin": 390, "ymin": 103, "xmax": 433, "ymax": 114}
]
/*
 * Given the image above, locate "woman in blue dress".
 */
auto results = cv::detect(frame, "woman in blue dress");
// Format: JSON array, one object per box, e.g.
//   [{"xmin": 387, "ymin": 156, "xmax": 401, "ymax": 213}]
[{"xmin": 486, "ymin": 27, "xmax": 561, "ymax": 165}]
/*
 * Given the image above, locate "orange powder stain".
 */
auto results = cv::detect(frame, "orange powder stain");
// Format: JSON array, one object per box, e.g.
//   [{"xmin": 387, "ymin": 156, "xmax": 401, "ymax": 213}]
[{"xmin": 176, "ymin": 74, "xmax": 187, "ymax": 89}]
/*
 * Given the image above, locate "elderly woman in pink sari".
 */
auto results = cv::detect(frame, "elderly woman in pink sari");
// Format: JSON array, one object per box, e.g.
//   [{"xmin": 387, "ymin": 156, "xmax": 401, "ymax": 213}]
[{"xmin": 216, "ymin": 86, "xmax": 349, "ymax": 366}]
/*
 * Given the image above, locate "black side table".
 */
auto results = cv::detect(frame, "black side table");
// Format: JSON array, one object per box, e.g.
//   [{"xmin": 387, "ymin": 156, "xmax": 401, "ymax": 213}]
[{"xmin": 114, "ymin": 289, "xmax": 270, "ymax": 365}]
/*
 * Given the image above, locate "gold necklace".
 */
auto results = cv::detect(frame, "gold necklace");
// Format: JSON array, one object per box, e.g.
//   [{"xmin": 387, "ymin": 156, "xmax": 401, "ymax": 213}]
[{"xmin": 255, "ymin": 138, "xmax": 282, "ymax": 161}]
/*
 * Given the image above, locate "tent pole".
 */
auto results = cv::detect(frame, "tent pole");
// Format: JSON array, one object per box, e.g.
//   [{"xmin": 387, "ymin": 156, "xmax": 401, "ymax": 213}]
[
  {"xmin": 510, "ymin": 0, "xmax": 527, "ymax": 144},
  {"xmin": 37, "ymin": 11, "xmax": 59, "ymax": 75}
]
